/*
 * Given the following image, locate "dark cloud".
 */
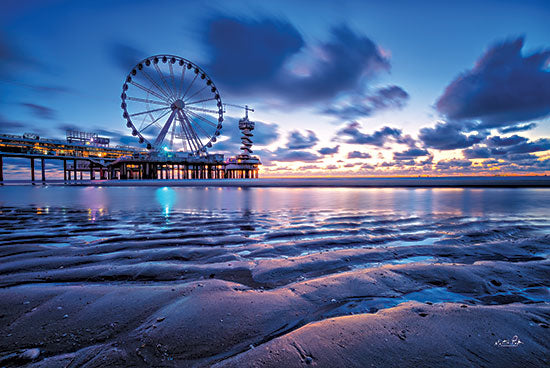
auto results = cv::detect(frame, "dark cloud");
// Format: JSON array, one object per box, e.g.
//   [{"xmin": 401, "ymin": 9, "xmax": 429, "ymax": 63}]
[
  {"xmin": 287, "ymin": 130, "xmax": 318, "ymax": 149},
  {"xmin": 419, "ymin": 121, "xmax": 486, "ymax": 150},
  {"xmin": 393, "ymin": 147, "xmax": 430, "ymax": 160},
  {"xmin": 204, "ymin": 17, "xmax": 395, "ymax": 106},
  {"xmin": 336, "ymin": 122, "xmax": 405, "ymax": 147},
  {"xmin": 463, "ymin": 146, "xmax": 491, "ymax": 159},
  {"xmin": 462, "ymin": 134, "xmax": 550, "ymax": 163},
  {"xmin": 279, "ymin": 25, "xmax": 390, "ymax": 103},
  {"xmin": 21, "ymin": 102, "xmax": 56, "ymax": 120},
  {"xmin": 498, "ymin": 123, "xmax": 537, "ymax": 134},
  {"xmin": 271, "ymin": 148, "xmax": 321, "ymax": 162},
  {"xmin": 317, "ymin": 145, "xmax": 339, "ymax": 155},
  {"xmin": 361, "ymin": 163, "xmax": 375, "ymax": 170},
  {"xmin": 486, "ymin": 135, "xmax": 528, "ymax": 147},
  {"xmin": 30, "ymin": 84, "xmax": 71, "ymax": 94},
  {"xmin": 204, "ymin": 16, "xmax": 304, "ymax": 91},
  {"xmin": 325, "ymin": 164, "xmax": 338, "ymax": 170},
  {"xmin": 0, "ymin": 30, "xmax": 40, "ymax": 78},
  {"xmin": 436, "ymin": 37, "xmax": 550, "ymax": 129},
  {"xmin": 0, "ymin": 115, "xmax": 25, "ymax": 132},
  {"xmin": 253, "ymin": 147, "xmax": 322, "ymax": 164},
  {"xmin": 323, "ymin": 85, "xmax": 409, "ymax": 120},
  {"xmin": 347, "ymin": 151, "xmax": 372, "ymax": 159},
  {"xmin": 435, "ymin": 159, "xmax": 473, "ymax": 171},
  {"xmin": 109, "ymin": 42, "xmax": 148, "ymax": 71},
  {"xmin": 503, "ymin": 138, "xmax": 550, "ymax": 154}
]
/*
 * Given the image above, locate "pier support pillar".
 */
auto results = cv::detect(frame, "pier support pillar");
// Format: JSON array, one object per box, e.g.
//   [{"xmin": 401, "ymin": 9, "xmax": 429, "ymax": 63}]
[
  {"xmin": 0, "ymin": 156, "xmax": 3, "ymax": 182},
  {"xmin": 63, "ymin": 160, "xmax": 67, "ymax": 181},
  {"xmin": 90, "ymin": 163, "xmax": 94, "ymax": 180},
  {"xmin": 30, "ymin": 158, "xmax": 35, "ymax": 182},
  {"xmin": 41, "ymin": 158, "xmax": 46, "ymax": 183},
  {"xmin": 73, "ymin": 159, "xmax": 77, "ymax": 181}
]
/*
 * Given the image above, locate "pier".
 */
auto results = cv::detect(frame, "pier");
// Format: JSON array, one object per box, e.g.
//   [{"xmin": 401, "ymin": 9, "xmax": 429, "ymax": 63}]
[{"xmin": 0, "ymin": 132, "xmax": 260, "ymax": 182}]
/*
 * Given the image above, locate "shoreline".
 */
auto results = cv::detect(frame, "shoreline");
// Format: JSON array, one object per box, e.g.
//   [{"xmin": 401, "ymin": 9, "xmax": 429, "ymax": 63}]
[{"xmin": 1, "ymin": 175, "xmax": 550, "ymax": 188}]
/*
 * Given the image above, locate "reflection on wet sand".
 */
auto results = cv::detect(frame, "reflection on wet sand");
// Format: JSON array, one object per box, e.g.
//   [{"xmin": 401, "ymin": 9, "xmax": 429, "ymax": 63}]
[{"xmin": 0, "ymin": 187, "xmax": 549, "ymax": 366}]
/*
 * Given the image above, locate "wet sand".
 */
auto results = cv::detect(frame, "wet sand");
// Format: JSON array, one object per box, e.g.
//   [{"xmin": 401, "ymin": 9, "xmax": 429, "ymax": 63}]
[{"xmin": 0, "ymin": 207, "xmax": 549, "ymax": 366}]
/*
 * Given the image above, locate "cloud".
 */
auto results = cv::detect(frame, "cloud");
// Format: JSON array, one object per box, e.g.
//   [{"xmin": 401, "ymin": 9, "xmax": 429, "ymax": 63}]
[
  {"xmin": 298, "ymin": 165, "xmax": 321, "ymax": 170},
  {"xmin": 347, "ymin": 151, "xmax": 372, "ymax": 159},
  {"xmin": 0, "ymin": 29, "xmax": 40, "ymax": 78},
  {"xmin": 0, "ymin": 114, "xmax": 34, "ymax": 134},
  {"xmin": 336, "ymin": 122, "xmax": 404, "ymax": 147},
  {"xmin": 286, "ymin": 129, "xmax": 318, "ymax": 149},
  {"xmin": 323, "ymin": 85, "xmax": 409, "ymax": 120},
  {"xmin": 21, "ymin": 102, "xmax": 56, "ymax": 120},
  {"xmin": 419, "ymin": 121, "xmax": 485, "ymax": 150},
  {"xmin": 325, "ymin": 164, "xmax": 338, "ymax": 170},
  {"xmin": 462, "ymin": 134, "xmax": 550, "ymax": 163},
  {"xmin": 109, "ymin": 42, "xmax": 148, "ymax": 71},
  {"xmin": 204, "ymin": 16, "xmax": 304, "ymax": 92},
  {"xmin": 277, "ymin": 25, "xmax": 390, "ymax": 103},
  {"xmin": 271, "ymin": 148, "xmax": 321, "ymax": 162},
  {"xmin": 498, "ymin": 123, "xmax": 537, "ymax": 134},
  {"xmin": 436, "ymin": 37, "xmax": 550, "ymax": 129},
  {"xmin": 435, "ymin": 159, "xmax": 473, "ymax": 171},
  {"xmin": 203, "ymin": 17, "xmax": 397, "ymax": 107},
  {"xmin": 503, "ymin": 138, "xmax": 550, "ymax": 154},
  {"xmin": 393, "ymin": 147, "xmax": 430, "ymax": 160},
  {"xmin": 463, "ymin": 146, "xmax": 491, "ymax": 159},
  {"xmin": 317, "ymin": 145, "xmax": 339, "ymax": 155},
  {"xmin": 485, "ymin": 135, "xmax": 528, "ymax": 147}
]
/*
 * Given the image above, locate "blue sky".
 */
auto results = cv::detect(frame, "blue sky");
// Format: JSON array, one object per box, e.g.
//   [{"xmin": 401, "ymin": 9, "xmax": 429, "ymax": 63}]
[{"xmin": 1, "ymin": 0, "xmax": 550, "ymax": 176}]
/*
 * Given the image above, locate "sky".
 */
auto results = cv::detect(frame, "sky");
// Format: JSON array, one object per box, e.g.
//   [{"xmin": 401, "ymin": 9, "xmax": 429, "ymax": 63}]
[{"xmin": 1, "ymin": 0, "xmax": 550, "ymax": 177}]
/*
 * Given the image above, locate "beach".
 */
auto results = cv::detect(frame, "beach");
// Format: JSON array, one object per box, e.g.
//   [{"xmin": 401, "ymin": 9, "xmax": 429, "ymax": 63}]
[{"xmin": 0, "ymin": 186, "xmax": 549, "ymax": 366}]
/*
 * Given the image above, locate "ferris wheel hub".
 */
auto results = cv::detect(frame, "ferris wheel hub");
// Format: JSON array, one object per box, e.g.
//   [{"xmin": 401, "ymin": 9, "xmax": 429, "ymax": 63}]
[{"xmin": 172, "ymin": 99, "xmax": 185, "ymax": 110}]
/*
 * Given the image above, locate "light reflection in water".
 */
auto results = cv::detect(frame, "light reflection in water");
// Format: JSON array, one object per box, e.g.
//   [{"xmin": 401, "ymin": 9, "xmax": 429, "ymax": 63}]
[
  {"xmin": 156, "ymin": 187, "xmax": 176, "ymax": 217},
  {"xmin": 0, "ymin": 187, "xmax": 548, "ymax": 219}
]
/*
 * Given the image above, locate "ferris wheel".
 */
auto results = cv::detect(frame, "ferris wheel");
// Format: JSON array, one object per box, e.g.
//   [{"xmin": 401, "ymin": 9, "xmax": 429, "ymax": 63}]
[{"xmin": 120, "ymin": 55, "xmax": 223, "ymax": 153}]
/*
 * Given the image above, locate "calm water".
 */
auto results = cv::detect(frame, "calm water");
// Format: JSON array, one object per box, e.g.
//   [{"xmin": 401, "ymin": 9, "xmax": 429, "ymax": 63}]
[{"xmin": 1, "ymin": 185, "xmax": 549, "ymax": 216}]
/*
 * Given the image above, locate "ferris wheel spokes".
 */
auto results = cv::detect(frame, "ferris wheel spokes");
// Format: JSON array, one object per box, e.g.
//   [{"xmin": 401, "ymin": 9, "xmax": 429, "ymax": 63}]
[
  {"xmin": 180, "ymin": 111, "xmax": 204, "ymax": 151},
  {"xmin": 139, "ymin": 109, "xmax": 171, "ymax": 135},
  {"xmin": 153, "ymin": 110, "xmax": 177, "ymax": 148},
  {"xmin": 129, "ymin": 106, "xmax": 171, "ymax": 118},
  {"xmin": 129, "ymin": 80, "xmax": 169, "ymax": 102},
  {"xmin": 126, "ymin": 96, "xmax": 169, "ymax": 106}
]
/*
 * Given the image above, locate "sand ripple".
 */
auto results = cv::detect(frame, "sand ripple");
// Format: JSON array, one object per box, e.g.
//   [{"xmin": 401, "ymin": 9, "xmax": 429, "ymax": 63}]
[{"xmin": 0, "ymin": 207, "xmax": 549, "ymax": 366}]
